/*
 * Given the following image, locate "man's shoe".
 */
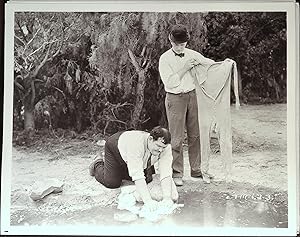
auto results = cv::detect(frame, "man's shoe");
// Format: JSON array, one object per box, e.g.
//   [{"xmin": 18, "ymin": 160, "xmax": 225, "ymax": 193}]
[
  {"xmin": 202, "ymin": 173, "xmax": 211, "ymax": 184},
  {"xmin": 89, "ymin": 158, "xmax": 104, "ymax": 176},
  {"xmin": 191, "ymin": 171, "xmax": 203, "ymax": 178},
  {"xmin": 173, "ymin": 177, "xmax": 183, "ymax": 186}
]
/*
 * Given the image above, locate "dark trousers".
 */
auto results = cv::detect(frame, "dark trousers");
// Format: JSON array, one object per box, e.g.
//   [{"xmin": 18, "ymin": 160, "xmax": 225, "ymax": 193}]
[{"xmin": 94, "ymin": 131, "xmax": 154, "ymax": 189}]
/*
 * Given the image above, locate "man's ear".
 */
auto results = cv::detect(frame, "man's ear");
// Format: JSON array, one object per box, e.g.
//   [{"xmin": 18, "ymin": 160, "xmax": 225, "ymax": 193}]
[
  {"xmin": 149, "ymin": 136, "xmax": 154, "ymax": 142},
  {"xmin": 157, "ymin": 137, "xmax": 166, "ymax": 144},
  {"xmin": 168, "ymin": 34, "xmax": 172, "ymax": 43}
]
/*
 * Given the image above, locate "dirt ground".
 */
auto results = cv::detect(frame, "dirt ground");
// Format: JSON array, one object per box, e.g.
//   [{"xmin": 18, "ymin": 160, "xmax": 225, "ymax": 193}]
[{"xmin": 8, "ymin": 104, "xmax": 288, "ymax": 227}]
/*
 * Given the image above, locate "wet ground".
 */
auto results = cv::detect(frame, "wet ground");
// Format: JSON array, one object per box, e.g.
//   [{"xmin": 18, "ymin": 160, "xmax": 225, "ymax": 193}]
[
  {"xmin": 7, "ymin": 104, "xmax": 288, "ymax": 230},
  {"xmin": 11, "ymin": 189, "xmax": 288, "ymax": 228}
]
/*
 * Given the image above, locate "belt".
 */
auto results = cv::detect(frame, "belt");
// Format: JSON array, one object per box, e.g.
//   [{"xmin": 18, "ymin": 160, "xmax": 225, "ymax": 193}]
[{"xmin": 167, "ymin": 89, "xmax": 195, "ymax": 96}]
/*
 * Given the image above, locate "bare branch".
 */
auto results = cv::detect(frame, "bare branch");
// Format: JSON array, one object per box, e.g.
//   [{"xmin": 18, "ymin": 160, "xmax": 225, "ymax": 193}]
[
  {"xmin": 52, "ymin": 86, "xmax": 66, "ymax": 99},
  {"xmin": 111, "ymin": 108, "xmax": 117, "ymax": 119},
  {"xmin": 103, "ymin": 121, "xmax": 110, "ymax": 135},
  {"xmin": 141, "ymin": 45, "xmax": 146, "ymax": 57},
  {"xmin": 143, "ymin": 48, "xmax": 152, "ymax": 71},
  {"xmin": 27, "ymin": 43, "xmax": 46, "ymax": 59},
  {"xmin": 14, "ymin": 80, "xmax": 25, "ymax": 91},
  {"xmin": 141, "ymin": 117, "xmax": 151, "ymax": 124},
  {"xmin": 26, "ymin": 28, "xmax": 41, "ymax": 46},
  {"xmin": 34, "ymin": 79, "xmax": 45, "ymax": 83},
  {"xmin": 108, "ymin": 119, "xmax": 127, "ymax": 125},
  {"xmin": 47, "ymin": 41, "xmax": 63, "ymax": 61},
  {"xmin": 128, "ymin": 49, "xmax": 141, "ymax": 72},
  {"xmin": 125, "ymin": 102, "xmax": 134, "ymax": 107},
  {"xmin": 104, "ymin": 118, "xmax": 127, "ymax": 135},
  {"xmin": 14, "ymin": 35, "xmax": 26, "ymax": 46},
  {"xmin": 32, "ymin": 42, "xmax": 52, "ymax": 77},
  {"xmin": 73, "ymin": 31, "xmax": 88, "ymax": 44},
  {"xmin": 14, "ymin": 58, "xmax": 26, "ymax": 72},
  {"xmin": 27, "ymin": 40, "xmax": 59, "ymax": 59},
  {"xmin": 16, "ymin": 20, "xmax": 28, "ymax": 43},
  {"xmin": 49, "ymin": 14, "xmax": 56, "ymax": 23},
  {"xmin": 63, "ymin": 19, "xmax": 77, "ymax": 33},
  {"xmin": 15, "ymin": 75, "xmax": 24, "ymax": 80},
  {"xmin": 22, "ymin": 29, "xmax": 41, "ymax": 55},
  {"xmin": 144, "ymin": 59, "xmax": 152, "ymax": 72},
  {"xmin": 28, "ymin": 62, "xmax": 35, "ymax": 72}
]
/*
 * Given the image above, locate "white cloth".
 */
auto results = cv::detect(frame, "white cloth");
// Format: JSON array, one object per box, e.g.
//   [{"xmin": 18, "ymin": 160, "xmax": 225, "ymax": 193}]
[
  {"xmin": 191, "ymin": 58, "xmax": 240, "ymax": 179},
  {"xmin": 117, "ymin": 185, "xmax": 183, "ymax": 222}
]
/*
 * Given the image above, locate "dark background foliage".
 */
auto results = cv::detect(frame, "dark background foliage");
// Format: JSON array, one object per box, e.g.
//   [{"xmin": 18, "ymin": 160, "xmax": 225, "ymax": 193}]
[{"xmin": 12, "ymin": 11, "xmax": 286, "ymax": 137}]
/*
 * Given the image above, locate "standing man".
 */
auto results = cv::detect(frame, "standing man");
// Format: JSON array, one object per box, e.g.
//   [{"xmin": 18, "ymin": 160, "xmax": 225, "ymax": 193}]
[
  {"xmin": 89, "ymin": 126, "xmax": 178, "ymax": 211},
  {"xmin": 159, "ymin": 24, "xmax": 214, "ymax": 186}
]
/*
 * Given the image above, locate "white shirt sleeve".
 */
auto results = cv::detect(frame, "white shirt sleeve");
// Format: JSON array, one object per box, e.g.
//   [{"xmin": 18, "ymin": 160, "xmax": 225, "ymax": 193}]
[
  {"xmin": 158, "ymin": 144, "xmax": 173, "ymax": 181},
  {"xmin": 118, "ymin": 132, "xmax": 147, "ymax": 182},
  {"xmin": 193, "ymin": 50, "xmax": 215, "ymax": 64},
  {"xmin": 125, "ymin": 147, "xmax": 146, "ymax": 181},
  {"xmin": 159, "ymin": 55, "xmax": 181, "ymax": 89}
]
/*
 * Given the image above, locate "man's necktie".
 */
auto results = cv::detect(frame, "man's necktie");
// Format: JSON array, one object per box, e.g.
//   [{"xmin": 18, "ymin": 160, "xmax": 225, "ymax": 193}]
[
  {"xmin": 144, "ymin": 154, "xmax": 153, "ymax": 183},
  {"xmin": 175, "ymin": 52, "xmax": 184, "ymax": 57},
  {"xmin": 173, "ymin": 50, "xmax": 184, "ymax": 58},
  {"xmin": 146, "ymin": 154, "xmax": 152, "ymax": 170}
]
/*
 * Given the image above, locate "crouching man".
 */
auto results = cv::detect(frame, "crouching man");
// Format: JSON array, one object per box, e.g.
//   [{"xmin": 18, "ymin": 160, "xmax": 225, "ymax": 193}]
[{"xmin": 89, "ymin": 126, "xmax": 178, "ymax": 211}]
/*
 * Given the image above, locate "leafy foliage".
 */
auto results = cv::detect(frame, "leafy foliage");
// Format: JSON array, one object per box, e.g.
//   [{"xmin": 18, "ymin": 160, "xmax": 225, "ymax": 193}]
[
  {"xmin": 13, "ymin": 11, "xmax": 287, "ymax": 137},
  {"xmin": 203, "ymin": 12, "xmax": 286, "ymax": 103}
]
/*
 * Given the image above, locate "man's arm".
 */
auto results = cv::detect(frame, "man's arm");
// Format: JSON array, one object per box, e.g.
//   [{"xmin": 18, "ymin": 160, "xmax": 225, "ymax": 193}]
[
  {"xmin": 160, "ymin": 176, "xmax": 173, "ymax": 200},
  {"xmin": 160, "ymin": 176, "xmax": 177, "ymax": 209},
  {"xmin": 193, "ymin": 51, "xmax": 215, "ymax": 65},
  {"xmin": 134, "ymin": 178, "xmax": 152, "ymax": 203},
  {"xmin": 158, "ymin": 145, "xmax": 177, "ymax": 206},
  {"xmin": 176, "ymin": 60, "xmax": 197, "ymax": 79},
  {"xmin": 134, "ymin": 178, "xmax": 158, "ymax": 211},
  {"xmin": 159, "ymin": 56, "xmax": 196, "ymax": 89}
]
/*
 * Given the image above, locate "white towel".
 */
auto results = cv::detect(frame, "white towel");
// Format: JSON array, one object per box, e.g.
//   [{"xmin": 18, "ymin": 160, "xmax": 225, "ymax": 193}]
[{"xmin": 116, "ymin": 185, "xmax": 184, "ymax": 222}]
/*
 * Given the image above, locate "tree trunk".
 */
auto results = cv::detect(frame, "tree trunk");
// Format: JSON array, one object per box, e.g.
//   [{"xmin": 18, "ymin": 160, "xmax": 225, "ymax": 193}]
[
  {"xmin": 272, "ymin": 76, "xmax": 281, "ymax": 101},
  {"xmin": 272, "ymin": 61, "xmax": 281, "ymax": 102},
  {"xmin": 159, "ymin": 101, "xmax": 168, "ymax": 128},
  {"xmin": 237, "ymin": 61, "xmax": 243, "ymax": 103},
  {"xmin": 130, "ymin": 71, "xmax": 146, "ymax": 128},
  {"xmin": 24, "ymin": 106, "xmax": 35, "ymax": 131},
  {"xmin": 75, "ymin": 110, "xmax": 83, "ymax": 133},
  {"xmin": 127, "ymin": 48, "xmax": 150, "ymax": 129}
]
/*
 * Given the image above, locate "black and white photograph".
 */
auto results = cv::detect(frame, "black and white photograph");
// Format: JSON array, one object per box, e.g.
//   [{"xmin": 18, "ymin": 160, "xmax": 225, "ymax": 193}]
[{"xmin": 1, "ymin": 1, "xmax": 299, "ymax": 236}]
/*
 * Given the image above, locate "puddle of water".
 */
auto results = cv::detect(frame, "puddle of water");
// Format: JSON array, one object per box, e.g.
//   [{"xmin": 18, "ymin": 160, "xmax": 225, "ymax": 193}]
[
  {"xmin": 173, "ymin": 191, "xmax": 288, "ymax": 228},
  {"xmin": 12, "ymin": 191, "xmax": 288, "ymax": 228}
]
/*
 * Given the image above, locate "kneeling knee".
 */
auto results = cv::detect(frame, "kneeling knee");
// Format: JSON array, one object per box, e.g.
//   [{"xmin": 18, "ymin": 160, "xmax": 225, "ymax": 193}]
[{"xmin": 104, "ymin": 181, "xmax": 121, "ymax": 189}]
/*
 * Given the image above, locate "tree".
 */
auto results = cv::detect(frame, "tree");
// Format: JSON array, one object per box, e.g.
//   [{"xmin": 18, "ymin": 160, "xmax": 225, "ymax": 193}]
[
  {"xmin": 203, "ymin": 12, "xmax": 286, "ymax": 103},
  {"xmin": 14, "ymin": 12, "xmax": 85, "ymax": 134},
  {"xmin": 88, "ymin": 12, "xmax": 207, "ymax": 130},
  {"xmin": 13, "ymin": 12, "xmax": 286, "ymax": 136}
]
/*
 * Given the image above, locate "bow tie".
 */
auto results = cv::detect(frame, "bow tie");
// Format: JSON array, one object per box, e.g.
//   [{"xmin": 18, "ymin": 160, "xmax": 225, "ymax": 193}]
[{"xmin": 173, "ymin": 51, "xmax": 185, "ymax": 58}]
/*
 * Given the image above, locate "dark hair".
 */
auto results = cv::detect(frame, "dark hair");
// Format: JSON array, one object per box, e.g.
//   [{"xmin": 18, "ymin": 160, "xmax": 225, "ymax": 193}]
[
  {"xmin": 169, "ymin": 24, "xmax": 190, "ymax": 43},
  {"xmin": 149, "ymin": 126, "xmax": 171, "ymax": 144}
]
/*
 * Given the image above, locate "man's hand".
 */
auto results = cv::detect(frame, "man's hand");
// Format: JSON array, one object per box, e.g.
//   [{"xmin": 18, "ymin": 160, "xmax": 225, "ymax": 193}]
[
  {"xmin": 144, "ymin": 199, "xmax": 159, "ymax": 212},
  {"xmin": 160, "ymin": 198, "xmax": 174, "ymax": 209},
  {"xmin": 184, "ymin": 58, "xmax": 202, "ymax": 71},
  {"xmin": 184, "ymin": 59, "xmax": 197, "ymax": 71},
  {"xmin": 177, "ymin": 58, "xmax": 202, "ymax": 80}
]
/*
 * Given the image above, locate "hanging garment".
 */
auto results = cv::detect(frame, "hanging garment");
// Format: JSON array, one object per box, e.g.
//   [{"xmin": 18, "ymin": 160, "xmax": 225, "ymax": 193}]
[{"xmin": 191, "ymin": 58, "xmax": 240, "ymax": 182}]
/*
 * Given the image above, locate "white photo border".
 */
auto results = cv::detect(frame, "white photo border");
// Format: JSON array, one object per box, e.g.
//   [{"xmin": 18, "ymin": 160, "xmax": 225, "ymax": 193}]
[{"xmin": 1, "ymin": 1, "xmax": 298, "ymax": 236}]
